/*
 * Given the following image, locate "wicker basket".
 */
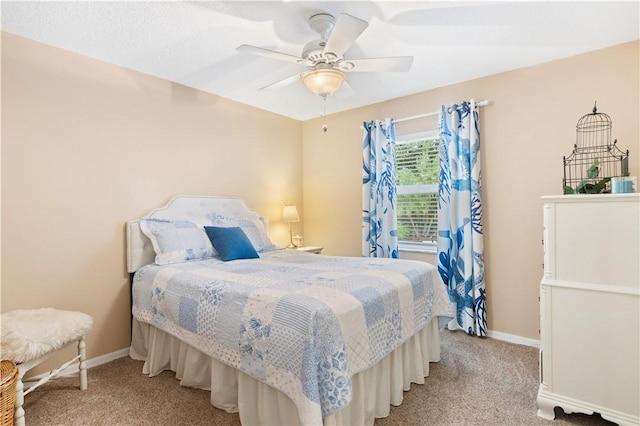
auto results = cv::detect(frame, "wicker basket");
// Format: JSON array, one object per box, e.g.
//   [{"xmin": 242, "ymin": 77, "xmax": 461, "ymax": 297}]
[{"xmin": 1, "ymin": 360, "xmax": 17, "ymax": 426}]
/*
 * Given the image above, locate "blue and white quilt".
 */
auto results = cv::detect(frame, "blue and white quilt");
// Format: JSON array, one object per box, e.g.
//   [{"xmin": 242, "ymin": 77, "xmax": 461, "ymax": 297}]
[{"xmin": 132, "ymin": 249, "xmax": 452, "ymax": 425}]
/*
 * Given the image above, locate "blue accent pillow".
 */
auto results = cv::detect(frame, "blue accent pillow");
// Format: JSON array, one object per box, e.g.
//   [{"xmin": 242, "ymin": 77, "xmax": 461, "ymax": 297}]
[
  {"xmin": 204, "ymin": 226, "xmax": 259, "ymax": 261},
  {"xmin": 205, "ymin": 214, "xmax": 277, "ymax": 252}
]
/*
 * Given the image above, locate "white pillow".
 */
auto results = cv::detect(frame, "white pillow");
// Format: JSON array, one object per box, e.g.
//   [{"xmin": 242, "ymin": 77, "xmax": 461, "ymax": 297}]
[
  {"xmin": 206, "ymin": 214, "xmax": 276, "ymax": 252},
  {"xmin": 140, "ymin": 218, "xmax": 215, "ymax": 265}
]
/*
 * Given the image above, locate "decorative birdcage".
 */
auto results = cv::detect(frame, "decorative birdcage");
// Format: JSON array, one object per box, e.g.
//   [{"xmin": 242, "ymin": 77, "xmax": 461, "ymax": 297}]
[{"xmin": 563, "ymin": 103, "xmax": 629, "ymax": 194}]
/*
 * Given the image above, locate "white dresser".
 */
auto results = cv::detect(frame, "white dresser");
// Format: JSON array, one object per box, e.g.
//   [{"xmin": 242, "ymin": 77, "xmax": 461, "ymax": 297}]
[{"xmin": 537, "ymin": 194, "xmax": 640, "ymax": 425}]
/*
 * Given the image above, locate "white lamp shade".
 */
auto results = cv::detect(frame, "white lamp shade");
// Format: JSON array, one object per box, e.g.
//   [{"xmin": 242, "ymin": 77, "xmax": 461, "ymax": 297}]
[
  {"xmin": 302, "ymin": 69, "xmax": 345, "ymax": 97},
  {"xmin": 282, "ymin": 205, "xmax": 299, "ymax": 223}
]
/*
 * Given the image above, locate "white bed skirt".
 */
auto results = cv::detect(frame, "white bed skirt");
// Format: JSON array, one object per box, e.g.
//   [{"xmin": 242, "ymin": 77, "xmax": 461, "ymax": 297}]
[{"xmin": 129, "ymin": 318, "xmax": 440, "ymax": 426}]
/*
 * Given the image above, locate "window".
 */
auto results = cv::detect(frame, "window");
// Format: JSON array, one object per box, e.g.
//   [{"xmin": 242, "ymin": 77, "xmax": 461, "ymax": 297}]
[{"xmin": 395, "ymin": 130, "xmax": 440, "ymax": 253}]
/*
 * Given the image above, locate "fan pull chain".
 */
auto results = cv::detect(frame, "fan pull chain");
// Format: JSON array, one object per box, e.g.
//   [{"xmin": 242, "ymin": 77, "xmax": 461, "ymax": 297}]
[{"xmin": 320, "ymin": 94, "xmax": 328, "ymax": 132}]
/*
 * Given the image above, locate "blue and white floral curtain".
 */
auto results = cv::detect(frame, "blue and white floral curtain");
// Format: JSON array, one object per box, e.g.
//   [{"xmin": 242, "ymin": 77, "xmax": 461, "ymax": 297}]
[
  {"xmin": 362, "ymin": 118, "xmax": 399, "ymax": 258},
  {"xmin": 437, "ymin": 100, "xmax": 487, "ymax": 336}
]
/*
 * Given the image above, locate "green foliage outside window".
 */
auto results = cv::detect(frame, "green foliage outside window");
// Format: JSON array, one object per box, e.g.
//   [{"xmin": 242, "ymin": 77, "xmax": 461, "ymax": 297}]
[{"xmin": 396, "ymin": 137, "xmax": 440, "ymax": 243}]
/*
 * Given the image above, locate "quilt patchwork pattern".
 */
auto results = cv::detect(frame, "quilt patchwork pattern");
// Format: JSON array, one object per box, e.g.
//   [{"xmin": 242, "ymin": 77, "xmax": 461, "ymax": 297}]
[{"xmin": 132, "ymin": 249, "xmax": 451, "ymax": 424}]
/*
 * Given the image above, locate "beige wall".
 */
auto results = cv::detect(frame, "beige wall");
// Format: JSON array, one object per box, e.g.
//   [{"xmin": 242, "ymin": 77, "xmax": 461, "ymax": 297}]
[
  {"xmin": 302, "ymin": 41, "xmax": 640, "ymax": 340},
  {"xmin": 1, "ymin": 33, "xmax": 303, "ymax": 375}
]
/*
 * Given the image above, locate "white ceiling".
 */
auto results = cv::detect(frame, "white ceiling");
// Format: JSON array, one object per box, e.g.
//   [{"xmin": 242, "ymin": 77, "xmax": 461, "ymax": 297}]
[{"xmin": 2, "ymin": 1, "xmax": 638, "ymax": 121}]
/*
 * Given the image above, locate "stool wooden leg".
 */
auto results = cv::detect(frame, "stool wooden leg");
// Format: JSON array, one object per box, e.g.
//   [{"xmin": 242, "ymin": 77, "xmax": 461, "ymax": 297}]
[
  {"xmin": 14, "ymin": 371, "xmax": 26, "ymax": 426},
  {"xmin": 78, "ymin": 336, "xmax": 88, "ymax": 390}
]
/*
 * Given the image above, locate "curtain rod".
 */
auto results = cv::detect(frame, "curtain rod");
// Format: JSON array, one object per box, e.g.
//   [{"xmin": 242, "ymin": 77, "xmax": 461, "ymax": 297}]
[{"xmin": 394, "ymin": 99, "xmax": 490, "ymax": 124}]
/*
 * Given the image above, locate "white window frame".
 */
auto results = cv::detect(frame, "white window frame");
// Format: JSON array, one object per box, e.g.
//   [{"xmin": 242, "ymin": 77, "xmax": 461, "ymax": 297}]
[{"xmin": 396, "ymin": 129, "xmax": 440, "ymax": 254}]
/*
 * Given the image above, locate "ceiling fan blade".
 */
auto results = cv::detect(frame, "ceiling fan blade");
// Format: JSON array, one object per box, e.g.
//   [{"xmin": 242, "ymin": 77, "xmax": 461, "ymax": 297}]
[
  {"xmin": 237, "ymin": 44, "xmax": 310, "ymax": 65},
  {"xmin": 344, "ymin": 56, "xmax": 414, "ymax": 72},
  {"xmin": 333, "ymin": 80, "xmax": 356, "ymax": 100},
  {"xmin": 323, "ymin": 13, "xmax": 368, "ymax": 58},
  {"xmin": 259, "ymin": 73, "xmax": 302, "ymax": 91}
]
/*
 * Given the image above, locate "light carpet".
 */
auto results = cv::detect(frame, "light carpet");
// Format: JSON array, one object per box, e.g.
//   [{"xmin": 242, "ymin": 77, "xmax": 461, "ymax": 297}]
[{"xmin": 22, "ymin": 329, "xmax": 615, "ymax": 425}]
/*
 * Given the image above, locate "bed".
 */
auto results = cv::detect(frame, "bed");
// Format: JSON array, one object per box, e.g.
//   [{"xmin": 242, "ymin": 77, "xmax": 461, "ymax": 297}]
[{"xmin": 126, "ymin": 195, "xmax": 453, "ymax": 425}]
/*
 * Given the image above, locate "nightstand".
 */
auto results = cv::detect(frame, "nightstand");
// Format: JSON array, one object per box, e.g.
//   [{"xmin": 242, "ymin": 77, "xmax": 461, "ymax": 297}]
[{"xmin": 295, "ymin": 246, "xmax": 323, "ymax": 254}]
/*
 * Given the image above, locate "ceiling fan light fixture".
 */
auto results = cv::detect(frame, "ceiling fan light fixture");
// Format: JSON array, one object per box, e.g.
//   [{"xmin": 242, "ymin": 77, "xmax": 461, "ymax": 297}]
[{"xmin": 302, "ymin": 69, "xmax": 345, "ymax": 97}]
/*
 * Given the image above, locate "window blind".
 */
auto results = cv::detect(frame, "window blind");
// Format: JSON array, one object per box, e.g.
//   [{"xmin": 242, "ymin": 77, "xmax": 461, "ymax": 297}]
[{"xmin": 396, "ymin": 136, "xmax": 440, "ymax": 244}]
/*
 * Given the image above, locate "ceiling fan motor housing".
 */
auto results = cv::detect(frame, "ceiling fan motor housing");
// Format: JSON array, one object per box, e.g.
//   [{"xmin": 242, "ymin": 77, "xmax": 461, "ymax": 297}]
[{"xmin": 302, "ymin": 39, "xmax": 327, "ymax": 62}]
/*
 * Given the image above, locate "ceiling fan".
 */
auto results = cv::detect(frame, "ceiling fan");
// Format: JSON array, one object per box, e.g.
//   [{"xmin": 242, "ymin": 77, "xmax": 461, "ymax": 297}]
[{"xmin": 237, "ymin": 13, "xmax": 414, "ymax": 98}]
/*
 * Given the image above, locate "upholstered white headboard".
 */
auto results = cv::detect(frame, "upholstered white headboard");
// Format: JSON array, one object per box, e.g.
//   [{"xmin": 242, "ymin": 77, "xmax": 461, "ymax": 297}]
[{"xmin": 126, "ymin": 195, "xmax": 268, "ymax": 273}]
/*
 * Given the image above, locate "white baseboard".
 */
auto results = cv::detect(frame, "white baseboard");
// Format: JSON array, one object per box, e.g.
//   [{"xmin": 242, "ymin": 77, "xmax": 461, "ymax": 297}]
[
  {"xmin": 486, "ymin": 329, "xmax": 540, "ymax": 348},
  {"xmin": 444, "ymin": 318, "xmax": 540, "ymax": 348},
  {"xmin": 23, "ymin": 347, "xmax": 130, "ymax": 390}
]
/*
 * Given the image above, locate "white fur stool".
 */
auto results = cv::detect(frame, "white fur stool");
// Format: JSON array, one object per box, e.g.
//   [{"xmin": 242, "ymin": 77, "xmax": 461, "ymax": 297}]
[{"xmin": 0, "ymin": 308, "xmax": 93, "ymax": 426}]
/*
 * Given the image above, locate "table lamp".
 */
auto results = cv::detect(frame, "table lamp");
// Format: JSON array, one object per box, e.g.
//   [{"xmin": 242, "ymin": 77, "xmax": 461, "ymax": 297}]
[{"xmin": 282, "ymin": 205, "xmax": 300, "ymax": 248}]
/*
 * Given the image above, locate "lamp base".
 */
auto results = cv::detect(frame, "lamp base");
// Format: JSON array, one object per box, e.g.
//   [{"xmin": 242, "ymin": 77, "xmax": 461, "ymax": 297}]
[{"xmin": 287, "ymin": 225, "xmax": 298, "ymax": 248}]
